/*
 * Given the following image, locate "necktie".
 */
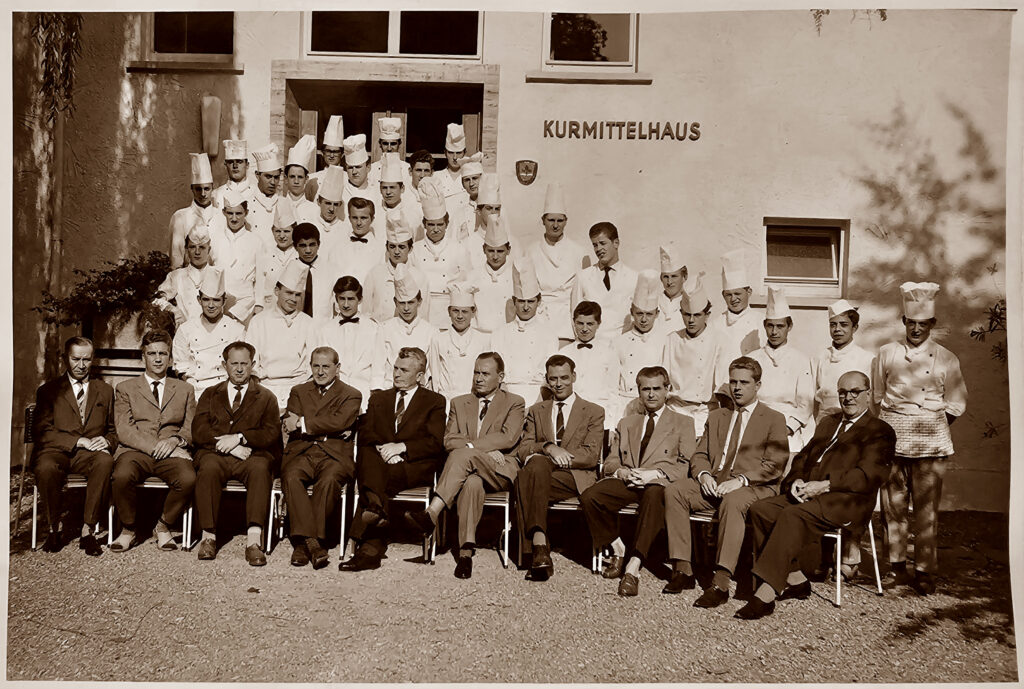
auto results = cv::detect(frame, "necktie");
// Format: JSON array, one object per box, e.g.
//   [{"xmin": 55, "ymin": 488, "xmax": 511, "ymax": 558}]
[
  {"xmin": 816, "ymin": 420, "xmax": 849, "ymax": 464},
  {"xmin": 479, "ymin": 397, "xmax": 490, "ymax": 421},
  {"xmin": 318, "ymin": 385, "xmax": 328, "ymax": 397},
  {"xmin": 350, "ymin": 235, "xmax": 368, "ymax": 243},
  {"xmin": 395, "ymin": 390, "xmax": 407, "ymax": 426},
  {"xmin": 555, "ymin": 402, "xmax": 566, "ymax": 444},
  {"xmin": 76, "ymin": 383, "xmax": 87, "ymax": 421},
  {"xmin": 151, "ymin": 380, "xmax": 161, "ymax": 405},
  {"xmin": 576, "ymin": 342, "xmax": 593, "ymax": 349},
  {"xmin": 303, "ymin": 269, "xmax": 314, "ymax": 317},
  {"xmin": 720, "ymin": 407, "xmax": 745, "ymax": 476},
  {"xmin": 338, "ymin": 316, "xmax": 360, "ymax": 325},
  {"xmin": 602, "ymin": 266, "xmax": 612, "ymax": 291},
  {"xmin": 231, "ymin": 384, "xmax": 244, "ymax": 412},
  {"xmin": 638, "ymin": 411, "xmax": 657, "ymax": 460}
]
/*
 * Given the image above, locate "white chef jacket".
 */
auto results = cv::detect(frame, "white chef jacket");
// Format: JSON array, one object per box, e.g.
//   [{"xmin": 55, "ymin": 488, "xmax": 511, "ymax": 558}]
[
  {"xmin": 611, "ymin": 324, "xmax": 670, "ymax": 426},
  {"xmin": 367, "ymin": 158, "xmax": 413, "ymax": 188},
  {"xmin": 427, "ymin": 325, "xmax": 492, "ymax": 400},
  {"xmin": 172, "ymin": 314, "xmax": 246, "ymax": 396},
  {"xmin": 254, "ymin": 244, "xmax": 298, "ymax": 309},
  {"xmin": 714, "ymin": 307, "xmax": 765, "ymax": 387},
  {"xmin": 434, "ymin": 167, "xmax": 465, "ymax": 200},
  {"xmin": 212, "ymin": 180, "xmax": 254, "ymax": 210},
  {"xmin": 334, "ymin": 229, "xmax": 386, "ymax": 286},
  {"xmin": 559, "ymin": 339, "xmax": 617, "ymax": 429},
  {"xmin": 410, "ymin": 232, "xmax": 472, "ymax": 328},
  {"xmin": 208, "ymin": 224, "xmax": 260, "ymax": 322},
  {"xmin": 662, "ymin": 324, "xmax": 721, "ymax": 431},
  {"xmin": 570, "ymin": 261, "xmax": 639, "ymax": 343},
  {"xmin": 380, "ymin": 316, "xmax": 439, "ymax": 386},
  {"xmin": 873, "ymin": 339, "xmax": 967, "ymax": 417},
  {"xmin": 527, "ymin": 236, "xmax": 589, "ymax": 341},
  {"xmin": 317, "ymin": 314, "xmax": 384, "ymax": 409},
  {"xmin": 362, "ymin": 260, "xmax": 433, "ymax": 325},
  {"xmin": 749, "ymin": 343, "xmax": 816, "ymax": 453},
  {"xmin": 465, "ymin": 261, "xmax": 514, "ymax": 334},
  {"xmin": 493, "ymin": 314, "xmax": 560, "ymax": 406},
  {"xmin": 156, "ymin": 264, "xmax": 210, "ymax": 326},
  {"xmin": 247, "ymin": 192, "xmax": 282, "ymax": 253},
  {"xmin": 286, "ymin": 192, "xmax": 318, "ymax": 223},
  {"xmin": 168, "ymin": 201, "xmax": 228, "ymax": 269},
  {"xmin": 659, "ymin": 292, "xmax": 684, "ymax": 333},
  {"xmin": 813, "ymin": 341, "xmax": 876, "ymax": 420},
  {"xmin": 308, "ymin": 214, "xmax": 349, "ymax": 269},
  {"xmin": 244, "ymin": 304, "xmax": 317, "ymax": 409}
]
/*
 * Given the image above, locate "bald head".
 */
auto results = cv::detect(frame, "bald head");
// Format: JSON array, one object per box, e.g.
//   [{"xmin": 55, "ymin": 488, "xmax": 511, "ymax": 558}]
[{"xmin": 837, "ymin": 371, "xmax": 871, "ymax": 419}]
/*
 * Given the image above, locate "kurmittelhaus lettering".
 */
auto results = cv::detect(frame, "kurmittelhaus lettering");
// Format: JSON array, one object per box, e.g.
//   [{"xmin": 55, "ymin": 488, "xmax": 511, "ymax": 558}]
[{"xmin": 543, "ymin": 120, "xmax": 701, "ymax": 141}]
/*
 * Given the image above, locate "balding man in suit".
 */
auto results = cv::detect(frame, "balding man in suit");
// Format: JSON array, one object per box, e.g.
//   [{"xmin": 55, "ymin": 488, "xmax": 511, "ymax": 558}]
[
  {"xmin": 736, "ymin": 371, "xmax": 896, "ymax": 619},
  {"xmin": 663, "ymin": 356, "xmax": 790, "ymax": 609}
]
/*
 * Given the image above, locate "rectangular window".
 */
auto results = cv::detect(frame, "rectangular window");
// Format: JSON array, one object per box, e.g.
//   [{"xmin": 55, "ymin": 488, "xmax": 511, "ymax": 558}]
[
  {"xmin": 764, "ymin": 217, "xmax": 850, "ymax": 300},
  {"xmin": 543, "ymin": 13, "xmax": 638, "ymax": 72},
  {"xmin": 305, "ymin": 11, "xmax": 481, "ymax": 59},
  {"xmin": 153, "ymin": 12, "xmax": 233, "ymax": 55}
]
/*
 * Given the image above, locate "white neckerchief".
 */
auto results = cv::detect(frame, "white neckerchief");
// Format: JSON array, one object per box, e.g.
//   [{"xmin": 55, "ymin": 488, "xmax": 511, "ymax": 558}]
[
  {"xmin": 725, "ymin": 307, "xmax": 749, "ymax": 327},
  {"xmin": 828, "ymin": 341, "xmax": 855, "ymax": 363},
  {"xmin": 421, "ymin": 231, "xmax": 451, "ymax": 259},
  {"xmin": 253, "ymin": 192, "xmax": 277, "ymax": 213},
  {"xmin": 763, "ymin": 342, "xmax": 788, "ymax": 367},
  {"xmin": 904, "ymin": 338, "xmax": 933, "ymax": 362},
  {"xmin": 485, "ymin": 261, "xmax": 509, "ymax": 283},
  {"xmin": 514, "ymin": 315, "xmax": 537, "ymax": 333}
]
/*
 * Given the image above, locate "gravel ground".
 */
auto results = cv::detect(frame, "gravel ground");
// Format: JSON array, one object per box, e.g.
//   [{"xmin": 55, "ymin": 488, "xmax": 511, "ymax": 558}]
[{"xmin": 6, "ymin": 479, "xmax": 1017, "ymax": 683}]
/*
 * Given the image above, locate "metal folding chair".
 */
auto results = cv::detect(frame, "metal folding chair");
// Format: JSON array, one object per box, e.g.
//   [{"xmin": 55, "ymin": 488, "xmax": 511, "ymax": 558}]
[
  {"xmin": 822, "ymin": 492, "xmax": 884, "ymax": 606},
  {"xmin": 483, "ymin": 490, "xmax": 512, "ymax": 568},
  {"xmin": 351, "ymin": 473, "xmax": 440, "ymax": 564},
  {"xmin": 271, "ymin": 476, "xmax": 351, "ymax": 553},
  {"xmin": 107, "ymin": 476, "xmax": 195, "ymax": 550},
  {"xmin": 214, "ymin": 479, "xmax": 277, "ymax": 554}
]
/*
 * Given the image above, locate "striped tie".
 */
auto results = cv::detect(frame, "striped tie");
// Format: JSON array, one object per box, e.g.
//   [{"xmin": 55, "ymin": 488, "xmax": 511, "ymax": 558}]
[
  {"xmin": 555, "ymin": 402, "xmax": 566, "ymax": 445},
  {"xmin": 479, "ymin": 398, "xmax": 490, "ymax": 421},
  {"xmin": 395, "ymin": 390, "xmax": 407, "ymax": 428},
  {"xmin": 76, "ymin": 383, "xmax": 87, "ymax": 422}
]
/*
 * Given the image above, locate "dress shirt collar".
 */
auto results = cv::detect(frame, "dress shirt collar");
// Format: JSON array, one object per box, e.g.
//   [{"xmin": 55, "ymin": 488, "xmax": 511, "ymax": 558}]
[
  {"xmin": 903, "ymin": 338, "xmax": 934, "ymax": 361},
  {"xmin": 68, "ymin": 374, "xmax": 89, "ymax": 390},
  {"xmin": 735, "ymin": 399, "xmax": 759, "ymax": 416},
  {"xmin": 143, "ymin": 372, "xmax": 167, "ymax": 387},
  {"xmin": 840, "ymin": 409, "xmax": 869, "ymax": 430},
  {"xmin": 553, "ymin": 393, "xmax": 576, "ymax": 410},
  {"xmin": 395, "ymin": 384, "xmax": 418, "ymax": 406}
]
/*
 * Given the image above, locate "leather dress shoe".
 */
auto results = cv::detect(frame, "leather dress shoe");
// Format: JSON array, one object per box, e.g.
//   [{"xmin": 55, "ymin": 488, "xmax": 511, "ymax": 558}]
[
  {"xmin": 290, "ymin": 542, "xmax": 310, "ymax": 567},
  {"xmin": 404, "ymin": 509, "xmax": 436, "ymax": 537},
  {"xmin": 454, "ymin": 555, "xmax": 473, "ymax": 579},
  {"xmin": 531, "ymin": 544, "xmax": 554, "ymax": 578},
  {"xmin": 245, "ymin": 544, "xmax": 267, "ymax": 567},
  {"xmin": 735, "ymin": 597, "xmax": 776, "ymax": 620},
  {"xmin": 339, "ymin": 552, "xmax": 381, "ymax": 572},
  {"xmin": 42, "ymin": 530, "xmax": 64, "ymax": 553},
  {"xmin": 79, "ymin": 533, "xmax": 103, "ymax": 557},
  {"xmin": 358, "ymin": 507, "xmax": 388, "ymax": 531},
  {"xmin": 618, "ymin": 573, "xmax": 639, "ymax": 597},
  {"xmin": 662, "ymin": 571, "xmax": 697, "ymax": 594},
  {"xmin": 601, "ymin": 555, "xmax": 625, "ymax": 579},
  {"xmin": 911, "ymin": 571, "xmax": 935, "ymax": 596},
  {"xmin": 197, "ymin": 538, "xmax": 217, "ymax": 561},
  {"xmin": 778, "ymin": 580, "xmax": 812, "ymax": 601},
  {"xmin": 308, "ymin": 540, "xmax": 330, "ymax": 570},
  {"xmin": 694, "ymin": 585, "xmax": 730, "ymax": 608}
]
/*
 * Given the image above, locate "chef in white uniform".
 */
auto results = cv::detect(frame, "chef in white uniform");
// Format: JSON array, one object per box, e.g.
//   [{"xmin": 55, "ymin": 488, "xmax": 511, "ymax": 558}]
[
  {"xmin": 367, "ymin": 117, "xmax": 413, "ymax": 188},
  {"xmin": 570, "ymin": 221, "xmax": 638, "ymax": 343},
  {"xmin": 308, "ymin": 165, "xmax": 348, "ymax": 267},
  {"xmin": 212, "ymin": 139, "xmax": 254, "ymax": 210},
  {"xmin": 748, "ymin": 286, "xmax": 816, "ymax": 454},
  {"xmin": 172, "ymin": 268, "xmax": 245, "ymax": 397},
  {"xmin": 362, "ymin": 209, "xmax": 431, "ymax": 324},
  {"xmin": 308, "ymin": 115, "xmax": 344, "ymax": 187},
  {"xmin": 156, "ymin": 222, "xmax": 214, "ymax": 326},
  {"xmin": 377, "ymin": 152, "xmax": 423, "ymax": 239},
  {"xmin": 283, "ymin": 134, "xmax": 319, "ymax": 222},
  {"xmin": 813, "ymin": 298, "xmax": 876, "ymax": 421},
  {"xmin": 169, "ymin": 153, "xmax": 226, "ymax": 269},
  {"xmin": 379, "ymin": 263, "xmax": 439, "ymax": 384},
  {"xmin": 558, "ymin": 301, "xmax": 616, "ymax": 428},
  {"xmin": 657, "ymin": 244, "xmax": 687, "ymax": 334},
  {"xmin": 254, "ymin": 201, "xmax": 298, "ymax": 313},
  {"xmin": 244, "ymin": 260, "xmax": 317, "ymax": 411},
  {"xmin": 317, "ymin": 275, "xmax": 385, "ymax": 410},
  {"xmin": 427, "ymin": 282, "xmax": 492, "ymax": 400},
  {"xmin": 247, "ymin": 143, "xmax": 284, "ymax": 252},
  {"xmin": 463, "ymin": 173, "xmax": 502, "ymax": 270},
  {"xmin": 609, "ymin": 270, "xmax": 667, "ymax": 427},
  {"xmin": 464, "ymin": 214, "xmax": 514, "ymax": 334},
  {"xmin": 448, "ymin": 151, "xmax": 482, "ymax": 238},
  {"xmin": 210, "ymin": 188, "xmax": 260, "ymax": 324},
  {"xmin": 341, "ymin": 134, "xmax": 381, "ymax": 211},
  {"xmin": 410, "ymin": 178, "xmax": 471, "ymax": 328},
  {"xmin": 434, "ymin": 123, "xmax": 467, "ymax": 201},
  {"xmin": 526, "ymin": 183, "xmax": 588, "ymax": 341},
  {"xmin": 713, "ymin": 247, "xmax": 764, "ymax": 388},
  {"xmin": 334, "ymin": 196, "xmax": 384, "ymax": 286},
  {"xmin": 493, "ymin": 256, "xmax": 559, "ymax": 405}
]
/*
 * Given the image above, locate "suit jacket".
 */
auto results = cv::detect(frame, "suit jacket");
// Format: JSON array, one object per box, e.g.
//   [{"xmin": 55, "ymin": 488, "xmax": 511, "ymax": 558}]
[
  {"xmin": 444, "ymin": 389, "xmax": 526, "ymax": 482},
  {"xmin": 114, "ymin": 375, "xmax": 196, "ymax": 459},
  {"xmin": 358, "ymin": 386, "xmax": 446, "ymax": 464},
  {"xmin": 33, "ymin": 376, "xmax": 118, "ymax": 458},
  {"xmin": 284, "ymin": 379, "xmax": 362, "ymax": 463},
  {"xmin": 517, "ymin": 396, "xmax": 605, "ymax": 493},
  {"xmin": 781, "ymin": 411, "xmax": 896, "ymax": 528},
  {"xmin": 192, "ymin": 379, "xmax": 283, "ymax": 461},
  {"xmin": 690, "ymin": 402, "xmax": 790, "ymax": 487},
  {"xmin": 604, "ymin": 408, "xmax": 696, "ymax": 485}
]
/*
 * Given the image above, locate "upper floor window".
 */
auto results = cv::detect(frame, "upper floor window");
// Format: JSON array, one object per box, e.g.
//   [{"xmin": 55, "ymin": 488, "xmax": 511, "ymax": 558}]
[
  {"xmin": 542, "ymin": 13, "xmax": 637, "ymax": 72},
  {"xmin": 306, "ymin": 11, "xmax": 481, "ymax": 59},
  {"xmin": 152, "ymin": 12, "xmax": 233, "ymax": 56}
]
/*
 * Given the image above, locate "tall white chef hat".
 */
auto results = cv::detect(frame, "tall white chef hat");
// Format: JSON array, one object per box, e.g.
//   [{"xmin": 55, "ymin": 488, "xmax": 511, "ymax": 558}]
[
  {"xmin": 198, "ymin": 267, "xmax": 227, "ymax": 299},
  {"xmin": 458, "ymin": 152, "xmax": 484, "ymax": 178},
  {"xmin": 380, "ymin": 152, "xmax": 405, "ymax": 184},
  {"xmin": 448, "ymin": 281, "xmax": 478, "ymax": 308},
  {"xmin": 721, "ymin": 248, "xmax": 750, "ymax": 291},
  {"xmin": 512, "ymin": 256, "xmax": 541, "ymax": 300},
  {"xmin": 679, "ymin": 271, "xmax": 710, "ymax": 313},
  {"xmin": 273, "ymin": 199, "xmax": 297, "ymax": 229},
  {"xmin": 827, "ymin": 298, "xmax": 858, "ymax": 320},
  {"xmin": 286, "ymin": 134, "xmax": 317, "ymax": 172},
  {"xmin": 317, "ymin": 166, "xmax": 345, "ymax": 203},
  {"xmin": 418, "ymin": 178, "xmax": 447, "ymax": 222},
  {"xmin": 252, "ymin": 143, "xmax": 282, "ymax": 173},
  {"xmin": 385, "ymin": 208, "xmax": 414, "ymax": 244},
  {"xmin": 323, "ymin": 115, "xmax": 345, "ymax": 149},
  {"xmin": 186, "ymin": 222, "xmax": 211, "ymax": 246},
  {"xmin": 660, "ymin": 245, "xmax": 685, "ymax": 274},
  {"xmin": 379, "ymin": 117, "xmax": 402, "ymax": 142},
  {"xmin": 221, "ymin": 188, "xmax": 248, "ymax": 211},
  {"xmin": 542, "ymin": 183, "xmax": 567, "ymax": 216},
  {"xmin": 343, "ymin": 134, "xmax": 369, "ymax": 167},
  {"xmin": 222, "ymin": 140, "xmax": 247, "ymax": 161},
  {"xmin": 190, "ymin": 153, "xmax": 213, "ymax": 185},
  {"xmin": 765, "ymin": 286, "xmax": 792, "ymax": 320},
  {"xmin": 900, "ymin": 281, "xmax": 940, "ymax": 319},
  {"xmin": 477, "ymin": 173, "xmax": 501, "ymax": 206},
  {"xmin": 445, "ymin": 123, "xmax": 466, "ymax": 153},
  {"xmin": 393, "ymin": 262, "xmax": 420, "ymax": 302},
  {"xmin": 278, "ymin": 260, "xmax": 309, "ymax": 293},
  {"xmin": 632, "ymin": 270, "xmax": 662, "ymax": 312},
  {"xmin": 483, "ymin": 213, "xmax": 510, "ymax": 248}
]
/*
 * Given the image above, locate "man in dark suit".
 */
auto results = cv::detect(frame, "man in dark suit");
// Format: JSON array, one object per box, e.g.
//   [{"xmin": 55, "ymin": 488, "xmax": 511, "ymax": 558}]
[
  {"xmin": 281, "ymin": 346, "xmax": 361, "ymax": 569},
  {"xmin": 192, "ymin": 341, "xmax": 283, "ymax": 565},
  {"xmin": 663, "ymin": 356, "xmax": 790, "ymax": 608},
  {"xmin": 735, "ymin": 371, "xmax": 896, "ymax": 619},
  {"xmin": 405, "ymin": 352, "xmax": 525, "ymax": 579},
  {"xmin": 32, "ymin": 336, "xmax": 117, "ymax": 555},
  {"xmin": 514, "ymin": 354, "xmax": 605, "ymax": 581},
  {"xmin": 580, "ymin": 366, "xmax": 696, "ymax": 597},
  {"xmin": 340, "ymin": 346, "xmax": 446, "ymax": 572},
  {"xmin": 111, "ymin": 329, "xmax": 197, "ymax": 551}
]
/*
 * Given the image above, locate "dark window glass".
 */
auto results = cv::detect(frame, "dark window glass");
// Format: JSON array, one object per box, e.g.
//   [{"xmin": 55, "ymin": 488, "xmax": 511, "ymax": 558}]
[
  {"xmin": 549, "ymin": 13, "xmax": 631, "ymax": 63},
  {"xmin": 399, "ymin": 11, "xmax": 479, "ymax": 56},
  {"xmin": 154, "ymin": 12, "xmax": 233, "ymax": 55},
  {"xmin": 766, "ymin": 228, "xmax": 839, "ymax": 280},
  {"xmin": 310, "ymin": 11, "xmax": 389, "ymax": 53}
]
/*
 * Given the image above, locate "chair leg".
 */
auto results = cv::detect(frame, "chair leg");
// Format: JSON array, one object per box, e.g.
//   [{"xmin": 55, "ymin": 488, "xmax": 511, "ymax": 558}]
[
  {"xmin": 107, "ymin": 505, "xmax": 114, "ymax": 546},
  {"xmin": 869, "ymin": 519, "xmax": 883, "ymax": 596},
  {"xmin": 183, "ymin": 506, "xmax": 191, "ymax": 551},
  {"xmin": 31, "ymin": 486, "xmax": 38, "ymax": 551},
  {"xmin": 500, "ymin": 503, "xmax": 510, "ymax": 569},
  {"xmin": 339, "ymin": 489, "xmax": 347, "ymax": 562},
  {"xmin": 834, "ymin": 531, "xmax": 842, "ymax": 608},
  {"xmin": 13, "ymin": 459, "xmax": 27, "ymax": 537},
  {"xmin": 265, "ymin": 491, "xmax": 277, "ymax": 555}
]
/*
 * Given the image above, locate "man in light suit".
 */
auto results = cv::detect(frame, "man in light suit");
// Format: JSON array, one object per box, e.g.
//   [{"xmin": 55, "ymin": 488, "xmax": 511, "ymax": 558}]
[
  {"xmin": 405, "ymin": 352, "xmax": 525, "ymax": 579},
  {"xmin": 580, "ymin": 366, "xmax": 696, "ymax": 597},
  {"xmin": 663, "ymin": 356, "xmax": 790, "ymax": 608},
  {"xmin": 340, "ymin": 347, "xmax": 447, "ymax": 572},
  {"xmin": 32, "ymin": 336, "xmax": 117, "ymax": 555},
  {"xmin": 281, "ymin": 346, "xmax": 362, "ymax": 569},
  {"xmin": 514, "ymin": 354, "xmax": 605, "ymax": 581},
  {"xmin": 192, "ymin": 341, "xmax": 283, "ymax": 565},
  {"xmin": 736, "ymin": 371, "xmax": 896, "ymax": 619},
  {"xmin": 111, "ymin": 329, "xmax": 197, "ymax": 551}
]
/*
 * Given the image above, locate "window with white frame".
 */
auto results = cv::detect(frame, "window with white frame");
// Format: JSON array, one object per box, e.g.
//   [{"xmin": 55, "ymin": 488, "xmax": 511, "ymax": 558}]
[
  {"xmin": 763, "ymin": 217, "xmax": 849, "ymax": 300},
  {"xmin": 149, "ymin": 12, "xmax": 234, "ymax": 60},
  {"xmin": 542, "ymin": 13, "xmax": 638, "ymax": 72},
  {"xmin": 306, "ymin": 11, "xmax": 481, "ymax": 59}
]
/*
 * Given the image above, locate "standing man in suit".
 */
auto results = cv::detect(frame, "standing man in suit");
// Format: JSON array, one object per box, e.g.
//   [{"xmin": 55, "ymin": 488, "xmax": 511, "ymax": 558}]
[
  {"xmin": 192, "ymin": 341, "xmax": 283, "ymax": 565},
  {"xmin": 405, "ymin": 352, "xmax": 525, "ymax": 579},
  {"xmin": 580, "ymin": 366, "xmax": 696, "ymax": 597},
  {"xmin": 281, "ymin": 346, "xmax": 362, "ymax": 569},
  {"xmin": 514, "ymin": 354, "xmax": 605, "ymax": 581},
  {"xmin": 735, "ymin": 371, "xmax": 896, "ymax": 619},
  {"xmin": 340, "ymin": 347, "xmax": 446, "ymax": 572},
  {"xmin": 32, "ymin": 336, "xmax": 117, "ymax": 555},
  {"xmin": 110, "ymin": 329, "xmax": 197, "ymax": 551},
  {"xmin": 662, "ymin": 356, "xmax": 790, "ymax": 607}
]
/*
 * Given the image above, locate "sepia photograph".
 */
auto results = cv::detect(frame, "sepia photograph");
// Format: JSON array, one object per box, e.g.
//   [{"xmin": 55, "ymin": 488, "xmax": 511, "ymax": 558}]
[{"xmin": 5, "ymin": 3, "xmax": 1021, "ymax": 683}]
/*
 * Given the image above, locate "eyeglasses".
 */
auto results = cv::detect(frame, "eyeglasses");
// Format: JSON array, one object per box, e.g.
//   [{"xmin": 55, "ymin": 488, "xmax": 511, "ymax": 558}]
[
  {"xmin": 837, "ymin": 388, "xmax": 869, "ymax": 398},
  {"xmin": 380, "ymin": 140, "xmax": 401, "ymax": 148}
]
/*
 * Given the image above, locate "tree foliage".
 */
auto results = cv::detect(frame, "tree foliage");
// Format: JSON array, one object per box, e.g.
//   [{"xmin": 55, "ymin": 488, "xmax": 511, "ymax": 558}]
[
  {"xmin": 31, "ymin": 12, "xmax": 83, "ymax": 123},
  {"xmin": 811, "ymin": 9, "xmax": 887, "ymax": 36},
  {"xmin": 550, "ymin": 13, "xmax": 609, "ymax": 62},
  {"xmin": 970, "ymin": 297, "xmax": 1007, "ymax": 363}
]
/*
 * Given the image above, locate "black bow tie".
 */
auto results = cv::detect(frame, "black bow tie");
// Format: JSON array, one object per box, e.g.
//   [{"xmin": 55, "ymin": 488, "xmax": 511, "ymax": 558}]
[
  {"xmin": 339, "ymin": 316, "xmax": 360, "ymax": 325},
  {"xmin": 576, "ymin": 342, "xmax": 594, "ymax": 349},
  {"xmin": 350, "ymin": 235, "xmax": 369, "ymax": 243}
]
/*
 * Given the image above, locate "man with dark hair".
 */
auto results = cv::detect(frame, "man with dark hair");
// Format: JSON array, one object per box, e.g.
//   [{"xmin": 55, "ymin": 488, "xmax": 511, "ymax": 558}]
[
  {"xmin": 333, "ymin": 196, "xmax": 383, "ymax": 286},
  {"xmin": 192, "ymin": 341, "xmax": 283, "ymax": 565},
  {"xmin": 281, "ymin": 346, "xmax": 362, "ymax": 569},
  {"xmin": 571, "ymin": 221, "xmax": 638, "ymax": 341},
  {"xmin": 581, "ymin": 366, "xmax": 696, "ymax": 597},
  {"xmin": 515, "ymin": 354, "xmax": 605, "ymax": 580},
  {"xmin": 318, "ymin": 276, "xmax": 384, "ymax": 409},
  {"xmin": 559, "ymin": 301, "xmax": 614, "ymax": 426},
  {"xmin": 248, "ymin": 143, "xmax": 285, "ymax": 252},
  {"xmin": 341, "ymin": 347, "xmax": 446, "ymax": 572},
  {"xmin": 663, "ymin": 356, "xmax": 790, "ymax": 608},
  {"xmin": 406, "ymin": 352, "xmax": 524, "ymax": 578},
  {"xmin": 283, "ymin": 134, "xmax": 318, "ymax": 220},
  {"xmin": 407, "ymin": 149, "xmax": 435, "ymax": 201},
  {"xmin": 32, "ymin": 336, "xmax": 117, "ymax": 554},
  {"xmin": 291, "ymin": 222, "xmax": 335, "ymax": 320},
  {"xmin": 112, "ymin": 329, "xmax": 197, "ymax": 551}
]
